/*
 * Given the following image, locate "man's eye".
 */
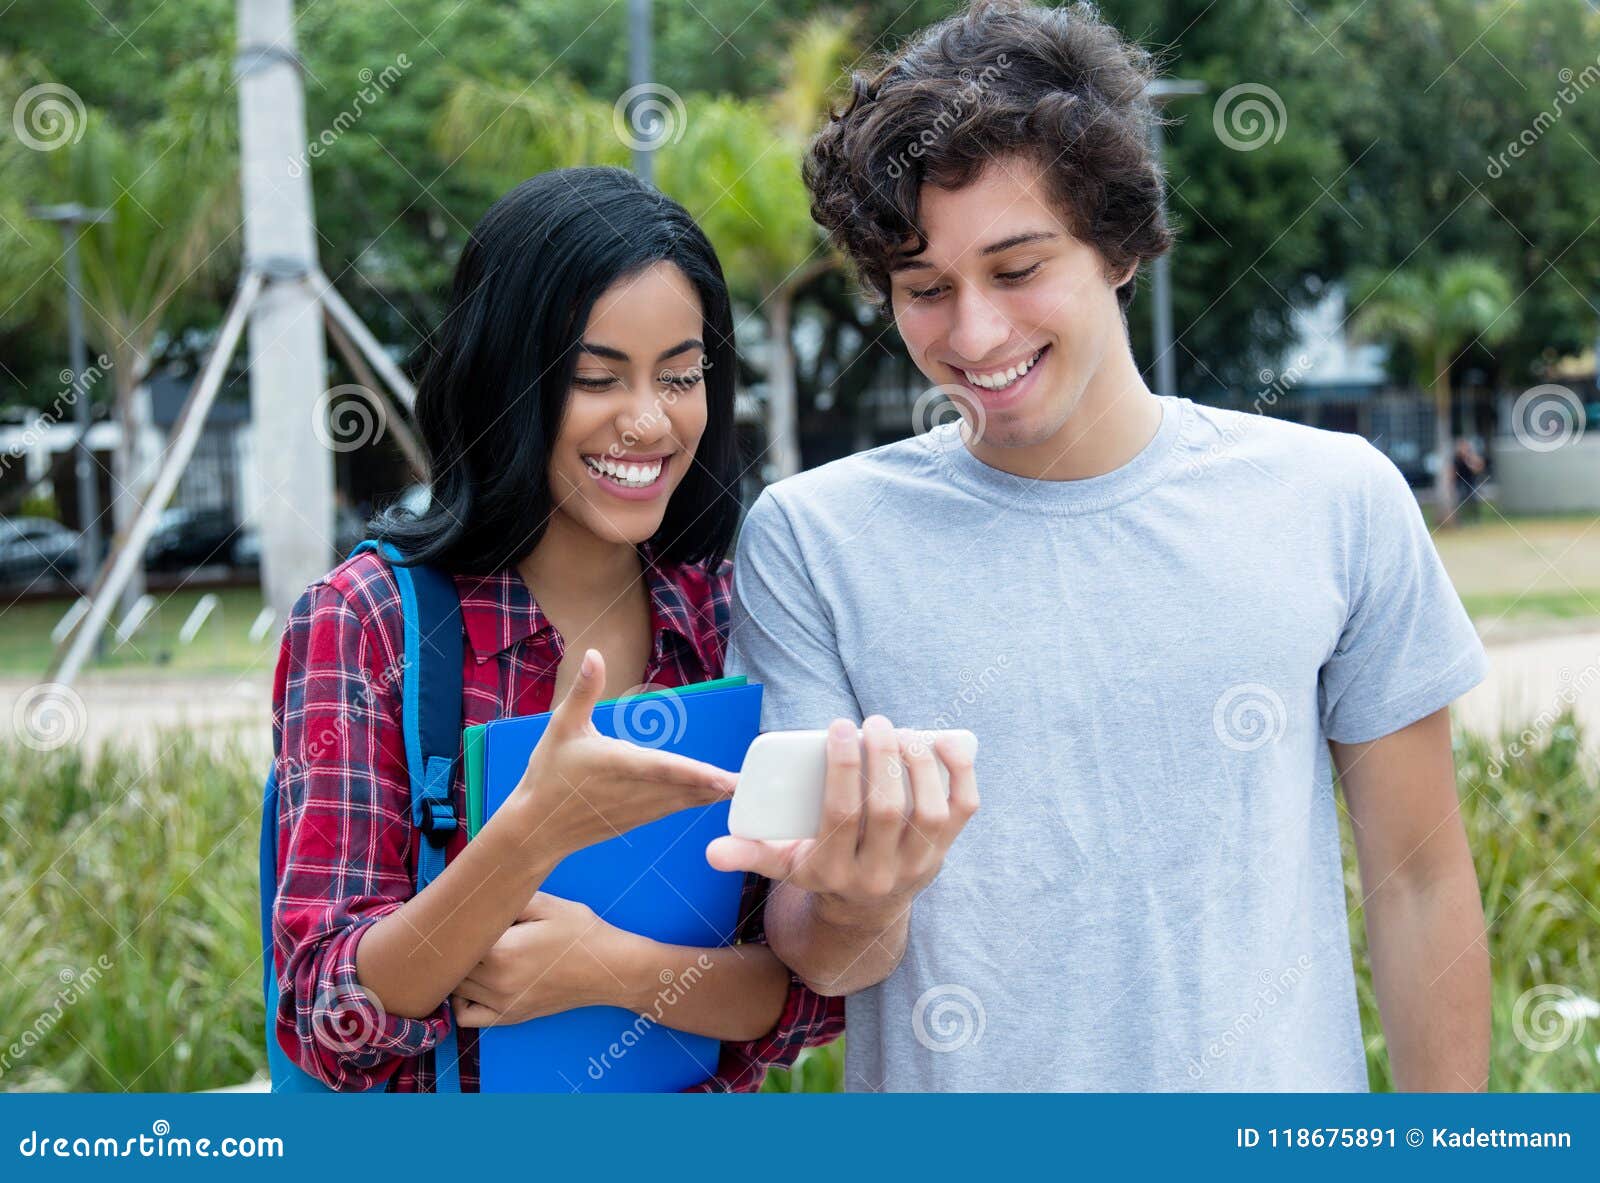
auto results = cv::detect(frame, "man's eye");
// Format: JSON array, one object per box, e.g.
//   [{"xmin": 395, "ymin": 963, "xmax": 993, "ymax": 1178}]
[
  {"xmin": 996, "ymin": 261, "xmax": 1043, "ymax": 284},
  {"xmin": 908, "ymin": 285, "xmax": 945, "ymax": 303}
]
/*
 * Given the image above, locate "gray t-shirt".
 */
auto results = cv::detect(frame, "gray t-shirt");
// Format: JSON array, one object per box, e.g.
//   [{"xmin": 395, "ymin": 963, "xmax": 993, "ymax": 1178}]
[{"xmin": 726, "ymin": 395, "xmax": 1488, "ymax": 1092}]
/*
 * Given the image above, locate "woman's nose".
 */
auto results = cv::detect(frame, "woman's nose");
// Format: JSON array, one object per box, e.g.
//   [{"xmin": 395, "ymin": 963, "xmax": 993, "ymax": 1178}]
[{"xmin": 614, "ymin": 378, "xmax": 675, "ymax": 444}]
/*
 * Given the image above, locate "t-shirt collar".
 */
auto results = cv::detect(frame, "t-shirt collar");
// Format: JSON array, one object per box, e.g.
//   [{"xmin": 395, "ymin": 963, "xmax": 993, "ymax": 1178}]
[{"xmin": 937, "ymin": 394, "xmax": 1189, "ymax": 515}]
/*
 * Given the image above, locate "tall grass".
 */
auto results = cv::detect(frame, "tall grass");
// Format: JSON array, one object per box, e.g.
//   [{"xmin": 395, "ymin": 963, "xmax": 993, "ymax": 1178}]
[
  {"xmin": 1349, "ymin": 713, "xmax": 1599, "ymax": 1092},
  {"xmin": 0, "ymin": 735, "xmax": 264, "ymax": 1091},
  {"xmin": 0, "ymin": 716, "xmax": 1593, "ymax": 1092}
]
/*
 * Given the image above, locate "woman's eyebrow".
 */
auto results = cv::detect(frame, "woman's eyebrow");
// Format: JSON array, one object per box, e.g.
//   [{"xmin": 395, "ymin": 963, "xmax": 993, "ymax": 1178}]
[
  {"xmin": 577, "ymin": 338, "xmax": 704, "ymax": 362},
  {"xmin": 655, "ymin": 338, "xmax": 704, "ymax": 362}
]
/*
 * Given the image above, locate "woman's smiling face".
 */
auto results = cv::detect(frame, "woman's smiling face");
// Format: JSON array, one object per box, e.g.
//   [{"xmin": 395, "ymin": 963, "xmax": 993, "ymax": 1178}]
[{"xmin": 548, "ymin": 261, "xmax": 711, "ymax": 547}]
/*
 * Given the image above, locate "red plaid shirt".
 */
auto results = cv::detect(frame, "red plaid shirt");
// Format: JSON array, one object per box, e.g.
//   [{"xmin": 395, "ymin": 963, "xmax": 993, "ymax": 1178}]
[{"xmin": 269, "ymin": 547, "xmax": 843, "ymax": 1092}]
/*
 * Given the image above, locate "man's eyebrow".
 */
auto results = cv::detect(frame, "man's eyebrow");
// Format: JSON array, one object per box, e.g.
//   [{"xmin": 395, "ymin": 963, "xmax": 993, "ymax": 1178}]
[
  {"xmin": 578, "ymin": 338, "xmax": 705, "ymax": 362},
  {"xmin": 888, "ymin": 230, "xmax": 1061, "ymax": 274},
  {"xmin": 979, "ymin": 230, "xmax": 1059, "ymax": 257}
]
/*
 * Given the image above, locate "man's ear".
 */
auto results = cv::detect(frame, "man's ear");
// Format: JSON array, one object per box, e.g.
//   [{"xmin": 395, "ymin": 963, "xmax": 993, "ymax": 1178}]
[{"xmin": 1112, "ymin": 260, "xmax": 1139, "ymax": 289}]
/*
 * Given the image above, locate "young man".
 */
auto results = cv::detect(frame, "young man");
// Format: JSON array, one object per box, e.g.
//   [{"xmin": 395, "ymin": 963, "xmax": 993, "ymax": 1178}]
[{"xmin": 708, "ymin": 0, "xmax": 1490, "ymax": 1091}]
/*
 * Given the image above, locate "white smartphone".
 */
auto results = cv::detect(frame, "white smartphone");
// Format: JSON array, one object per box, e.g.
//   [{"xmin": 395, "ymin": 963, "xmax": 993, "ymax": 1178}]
[{"xmin": 728, "ymin": 728, "xmax": 978, "ymax": 841}]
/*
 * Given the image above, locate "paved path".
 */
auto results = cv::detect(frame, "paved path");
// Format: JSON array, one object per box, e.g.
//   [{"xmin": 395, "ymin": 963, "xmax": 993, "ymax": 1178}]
[
  {"xmin": 1455, "ymin": 630, "xmax": 1600, "ymax": 755},
  {"xmin": 2, "ymin": 671, "xmax": 273, "ymax": 760},
  {"xmin": 4, "ymin": 628, "xmax": 1598, "ymax": 760}
]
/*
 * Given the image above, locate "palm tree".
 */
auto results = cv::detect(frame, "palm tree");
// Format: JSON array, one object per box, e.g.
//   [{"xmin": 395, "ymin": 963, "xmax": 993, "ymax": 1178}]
[
  {"xmin": 3, "ymin": 57, "xmax": 238, "ymax": 608},
  {"xmin": 435, "ymin": 16, "xmax": 857, "ymax": 479},
  {"xmin": 1348, "ymin": 258, "xmax": 1518, "ymax": 524}
]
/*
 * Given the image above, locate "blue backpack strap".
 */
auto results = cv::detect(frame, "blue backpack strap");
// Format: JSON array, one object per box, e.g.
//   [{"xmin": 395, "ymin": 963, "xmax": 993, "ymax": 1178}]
[
  {"xmin": 348, "ymin": 539, "xmax": 466, "ymax": 1092},
  {"xmin": 259, "ymin": 766, "xmax": 296, "ymax": 1086},
  {"xmin": 263, "ymin": 541, "xmax": 467, "ymax": 1093}
]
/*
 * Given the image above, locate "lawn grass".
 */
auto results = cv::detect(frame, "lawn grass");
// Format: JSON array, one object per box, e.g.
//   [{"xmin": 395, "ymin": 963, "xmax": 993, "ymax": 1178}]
[
  {"xmin": 0, "ymin": 586, "xmax": 276, "ymax": 677},
  {"xmin": 1432, "ymin": 512, "xmax": 1600, "ymax": 629},
  {"xmin": 1459, "ymin": 590, "xmax": 1600, "ymax": 624},
  {"xmin": 0, "ymin": 512, "xmax": 1592, "ymax": 681}
]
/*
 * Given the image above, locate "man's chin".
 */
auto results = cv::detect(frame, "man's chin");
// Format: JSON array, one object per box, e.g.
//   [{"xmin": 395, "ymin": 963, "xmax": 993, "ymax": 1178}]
[
  {"xmin": 968, "ymin": 413, "xmax": 1070, "ymax": 453},
  {"xmin": 965, "ymin": 385, "xmax": 1090, "ymax": 454}
]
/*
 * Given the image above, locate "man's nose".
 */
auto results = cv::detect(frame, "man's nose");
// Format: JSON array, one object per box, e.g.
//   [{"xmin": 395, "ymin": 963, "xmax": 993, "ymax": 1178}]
[{"xmin": 946, "ymin": 288, "xmax": 1011, "ymax": 364}]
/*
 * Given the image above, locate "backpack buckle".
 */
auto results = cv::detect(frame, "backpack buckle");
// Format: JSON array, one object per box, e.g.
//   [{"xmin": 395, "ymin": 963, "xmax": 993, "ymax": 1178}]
[
  {"xmin": 413, "ymin": 754, "xmax": 457, "ymax": 847},
  {"xmin": 418, "ymin": 799, "xmax": 457, "ymax": 844}
]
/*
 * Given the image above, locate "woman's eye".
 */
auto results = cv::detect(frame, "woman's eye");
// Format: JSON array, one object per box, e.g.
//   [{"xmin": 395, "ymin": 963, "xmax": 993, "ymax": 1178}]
[
  {"xmin": 660, "ymin": 370, "xmax": 704, "ymax": 389},
  {"xmin": 573, "ymin": 375, "xmax": 616, "ymax": 390},
  {"xmin": 996, "ymin": 261, "xmax": 1043, "ymax": 284}
]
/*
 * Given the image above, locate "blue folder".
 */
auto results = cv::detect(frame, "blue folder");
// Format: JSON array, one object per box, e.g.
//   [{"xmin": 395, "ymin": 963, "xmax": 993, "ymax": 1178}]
[{"xmin": 479, "ymin": 681, "xmax": 762, "ymax": 1092}]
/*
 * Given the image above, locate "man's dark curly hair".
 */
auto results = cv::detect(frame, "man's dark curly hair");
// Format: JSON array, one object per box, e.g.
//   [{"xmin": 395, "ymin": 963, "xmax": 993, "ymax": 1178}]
[{"xmin": 804, "ymin": 0, "xmax": 1174, "ymax": 314}]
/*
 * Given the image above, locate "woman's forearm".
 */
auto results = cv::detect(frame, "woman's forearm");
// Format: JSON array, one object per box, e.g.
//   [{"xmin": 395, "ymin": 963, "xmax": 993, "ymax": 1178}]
[
  {"xmin": 615, "ymin": 937, "xmax": 791, "ymax": 1041},
  {"xmin": 355, "ymin": 797, "xmax": 561, "ymax": 1019}
]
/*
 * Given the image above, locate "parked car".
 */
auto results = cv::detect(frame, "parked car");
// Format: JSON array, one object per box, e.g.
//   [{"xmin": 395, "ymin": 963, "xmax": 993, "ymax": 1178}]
[
  {"xmin": 142, "ymin": 506, "xmax": 241, "ymax": 572},
  {"xmin": 0, "ymin": 516, "xmax": 81, "ymax": 589},
  {"xmin": 230, "ymin": 504, "xmax": 367, "ymax": 571},
  {"xmin": 230, "ymin": 526, "xmax": 260, "ymax": 570}
]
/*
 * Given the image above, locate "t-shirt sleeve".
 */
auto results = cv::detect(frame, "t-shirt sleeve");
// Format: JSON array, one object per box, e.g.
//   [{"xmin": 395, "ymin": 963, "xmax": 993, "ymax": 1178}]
[
  {"xmin": 1318, "ymin": 441, "xmax": 1489, "ymax": 744},
  {"xmin": 725, "ymin": 488, "xmax": 863, "ymax": 730}
]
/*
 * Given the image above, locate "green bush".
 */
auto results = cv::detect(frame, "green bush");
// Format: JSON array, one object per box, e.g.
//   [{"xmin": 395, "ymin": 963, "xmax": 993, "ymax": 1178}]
[{"xmin": 0, "ymin": 716, "xmax": 1594, "ymax": 1092}]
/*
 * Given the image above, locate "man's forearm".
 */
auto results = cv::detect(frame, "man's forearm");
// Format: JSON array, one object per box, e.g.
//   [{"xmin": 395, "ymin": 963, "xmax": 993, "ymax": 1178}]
[
  {"xmin": 1365, "ymin": 864, "xmax": 1489, "ymax": 1090},
  {"xmin": 763, "ymin": 879, "xmax": 910, "ymax": 997}
]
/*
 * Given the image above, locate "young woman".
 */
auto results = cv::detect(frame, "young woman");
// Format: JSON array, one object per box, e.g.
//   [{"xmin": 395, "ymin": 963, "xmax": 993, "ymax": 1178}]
[{"xmin": 268, "ymin": 166, "xmax": 843, "ymax": 1091}]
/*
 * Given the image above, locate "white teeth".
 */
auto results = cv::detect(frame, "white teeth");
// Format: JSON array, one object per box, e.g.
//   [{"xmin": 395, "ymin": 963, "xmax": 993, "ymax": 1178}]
[
  {"xmin": 584, "ymin": 456, "xmax": 663, "ymax": 487},
  {"xmin": 963, "ymin": 347, "xmax": 1043, "ymax": 390}
]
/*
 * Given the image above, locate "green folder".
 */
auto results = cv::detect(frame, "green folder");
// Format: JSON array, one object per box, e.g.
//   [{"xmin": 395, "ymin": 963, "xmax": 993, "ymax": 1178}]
[{"xmin": 464, "ymin": 676, "xmax": 747, "ymax": 837}]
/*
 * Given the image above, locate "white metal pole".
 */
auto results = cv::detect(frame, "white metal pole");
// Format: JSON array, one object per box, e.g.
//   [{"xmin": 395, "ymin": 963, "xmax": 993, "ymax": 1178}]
[
  {"xmin": 315, "ymin": 271, "xmax": 417, "ymax": 408},
  {"xmin": 237, "ymin": 0, "xmax": 334, "ymax": 624}
]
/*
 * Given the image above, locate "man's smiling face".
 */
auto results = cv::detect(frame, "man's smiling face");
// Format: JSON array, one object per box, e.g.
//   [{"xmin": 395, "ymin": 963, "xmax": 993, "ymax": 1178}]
[{"xmin": 888, "ymin": 153, "xmax": 1136, "ymax": 459}]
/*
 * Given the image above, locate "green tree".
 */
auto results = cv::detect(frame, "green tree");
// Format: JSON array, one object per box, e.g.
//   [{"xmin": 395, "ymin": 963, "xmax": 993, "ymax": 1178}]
[
  {"xmin": 1349, "ymin": 258, "xmax": 1518, "ymax": 522},
  {"xmin": 6, "ymin": 0, "xmax": 1598, "ymax": 440},
  {"xmin": 1, "ymin": 55, "xmax": 237, "ymax": 601},
  {"xmin": 1324, "ymin": 0, "xmax": 1600, "ymax": 383},
  {"xmin": 436, "ymin": 15, "xmax": 856, "ymax": 478}
]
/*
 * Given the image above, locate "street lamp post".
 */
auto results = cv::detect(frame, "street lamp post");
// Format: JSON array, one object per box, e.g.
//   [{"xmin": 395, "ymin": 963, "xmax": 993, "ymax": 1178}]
[
  {"xmin": 628, "ymin": 0, "xmax": 654, "ymax": 184},
  {"xmin": 1145, "ymin": 80, "xmax": 1207, "ymax": 399},
  {"xmin": 29, "ymin": 202, "xmax": 111, "ymax": 589}
]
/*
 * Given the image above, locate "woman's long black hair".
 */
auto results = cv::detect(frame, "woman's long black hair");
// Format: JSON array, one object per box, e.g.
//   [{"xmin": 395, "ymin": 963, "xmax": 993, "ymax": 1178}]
[{"xmin": 369, "ymin": 166, "xmax": 742, "ymax": 574}]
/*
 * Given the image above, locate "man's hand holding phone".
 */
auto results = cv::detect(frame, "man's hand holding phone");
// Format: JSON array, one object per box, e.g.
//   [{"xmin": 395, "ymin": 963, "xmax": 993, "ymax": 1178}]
[{"xmin": 707, "ymin": 715, "xmax": 979, "ymax": 994}]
